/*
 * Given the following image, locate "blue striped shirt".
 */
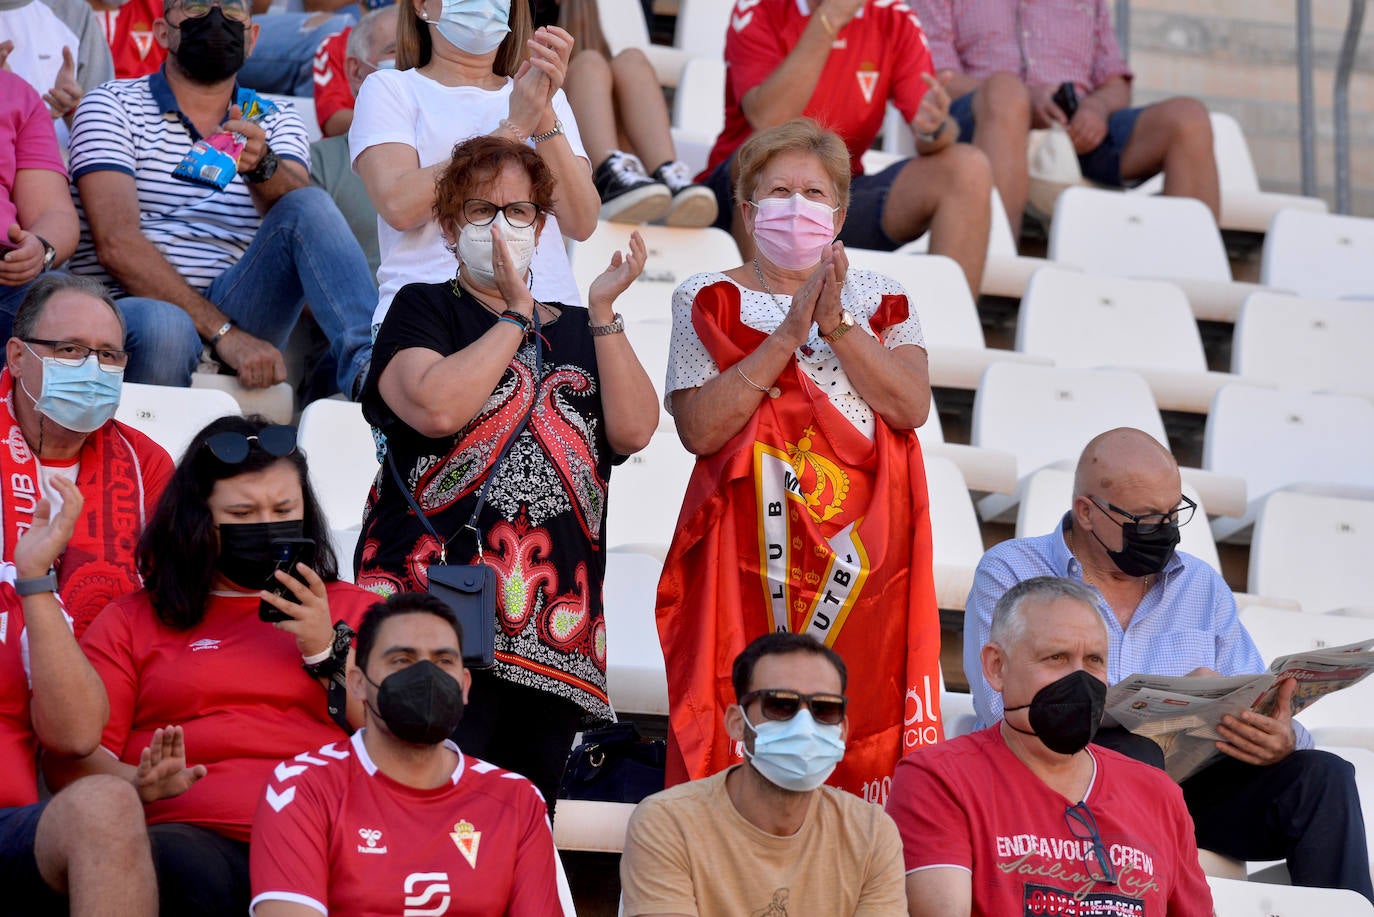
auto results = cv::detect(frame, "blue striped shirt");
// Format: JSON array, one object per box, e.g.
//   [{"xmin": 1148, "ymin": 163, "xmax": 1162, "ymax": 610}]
[
  {"xmin": 66, "ymin": 68, "xmax": 309, "ymax": 294},
  {"xmin": 964, "ymin": 514, "xmax": 1312, "ymax": 749}
]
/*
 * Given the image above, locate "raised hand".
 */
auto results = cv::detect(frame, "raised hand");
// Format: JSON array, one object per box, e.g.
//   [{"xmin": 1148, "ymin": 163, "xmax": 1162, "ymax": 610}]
[
  {"xmin": 134, "ymin": 725, "xmax": 207, "ymax": 803},
  {"xmin": 773, "ymin": 249, "xmax": 835, "ymax": 350},
  {"xmin": 42, "ymin": 46, "xmax": 81, "ymax": 120},
  {"xmin": 488, "ymin": 221, "xmax": 535, "ymax": 315},
  {"xmin": 587, "ymin": 230, "xmax": 647, "ymax": 313},
  {"xmin": 260, "ymin": 562, "xmax": 334, "ymax": 659},
  {"xmin": 13, "ymin": 476, "xmax": 83, "ymax": 579}
]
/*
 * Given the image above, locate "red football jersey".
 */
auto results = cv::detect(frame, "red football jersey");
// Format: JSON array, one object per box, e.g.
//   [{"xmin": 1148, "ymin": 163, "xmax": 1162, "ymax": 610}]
[
  {"xmin": 0, "ymin": 564, "xmax": 67, "ymax": 808},
  {"xmin": 704, "ymin": 0, "xmax": 934, "ymax": 178},
  {"xmin": 313, "ymin": 28, "xmax": 354, "ymax": 133},
  {"xmin": 250, "ymin": 730, "xmax": 562, "ymax": 917},
  {"xmin": 95, "ymin": 0, "xmax": 166, "ymax": 80}
]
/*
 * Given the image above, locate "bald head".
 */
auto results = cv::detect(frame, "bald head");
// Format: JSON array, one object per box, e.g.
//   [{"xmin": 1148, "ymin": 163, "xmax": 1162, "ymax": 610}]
[{"xmin": 1073, "ymin": 428, "xmax": 1178, "ymax": 499}]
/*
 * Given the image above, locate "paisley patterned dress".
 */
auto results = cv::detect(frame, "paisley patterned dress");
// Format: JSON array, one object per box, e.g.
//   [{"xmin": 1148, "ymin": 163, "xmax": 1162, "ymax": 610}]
[{"xmin": 356, "ymin": 281, "xmax": 614, "ymax": 725}]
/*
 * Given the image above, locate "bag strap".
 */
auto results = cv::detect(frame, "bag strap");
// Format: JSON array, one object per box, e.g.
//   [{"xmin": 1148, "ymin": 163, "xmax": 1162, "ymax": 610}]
[{"xmin": 385, "ymin": 304, "xmax": 543, "ymax": 565}]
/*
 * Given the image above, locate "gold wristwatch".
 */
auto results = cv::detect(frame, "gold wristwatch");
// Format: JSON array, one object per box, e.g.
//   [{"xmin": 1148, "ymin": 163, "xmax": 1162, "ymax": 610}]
[{"xmin": 822, "ymin": 310, "xmax": 856, "ymax": 344}]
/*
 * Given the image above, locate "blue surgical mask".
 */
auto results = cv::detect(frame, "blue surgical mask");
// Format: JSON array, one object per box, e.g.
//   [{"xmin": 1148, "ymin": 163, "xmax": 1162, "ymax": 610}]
[
  {"xmin": 428, "ymin": 0, "xmax": 511, "ymax": 54},
  {"xmin": 741, "ymin": 707, "xmax": 845, "ymax": 792},
  {"xmin": 21, "ymin": 349, "xmax": 124, "ymax": 434}
]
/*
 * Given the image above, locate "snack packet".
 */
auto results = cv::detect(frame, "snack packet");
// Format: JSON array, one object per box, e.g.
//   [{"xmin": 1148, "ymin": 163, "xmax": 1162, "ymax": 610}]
[{"xmin": 171, "ymin": 89, "xmax": 281, "ymax": 190}]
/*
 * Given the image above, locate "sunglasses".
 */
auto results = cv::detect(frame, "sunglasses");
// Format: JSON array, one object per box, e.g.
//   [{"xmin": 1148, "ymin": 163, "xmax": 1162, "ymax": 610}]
[
  {"xmin": 1064, "ymin": 801, "xmax": 1119, "ymax": 886},
  {"xmin": 203, "ymin": 425, "xmax": 297, "ymax": 464},
  {"xmin": 740, "ymin": 689, "xmax": 848, "ymax": 726}
]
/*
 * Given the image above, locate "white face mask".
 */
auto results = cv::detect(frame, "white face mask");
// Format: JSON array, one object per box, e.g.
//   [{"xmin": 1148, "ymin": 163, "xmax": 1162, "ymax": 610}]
[
  {"xmin": 740, "ymin": 707, "xmax": 845, "ymax": 793},
  {"xmin": 457, "ymin": 212, "xmax": 537, "ymax": 288},
  {"xmin": 428, "ymin": 0, "xmax": 511, "ymax": 54}
]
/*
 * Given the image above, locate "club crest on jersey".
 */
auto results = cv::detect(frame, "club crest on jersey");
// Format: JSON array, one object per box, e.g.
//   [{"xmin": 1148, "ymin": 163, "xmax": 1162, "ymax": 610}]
[
  {"xmin": 357, "ymin": 827, "xmax": 388, "ymax": 854},
  {"xmin": 450, "ymin": 819, "xmax": 480, "ymax": 868},
  {"xmin": 131, "ymin": 29, "xmax": 154, "ymax": 60},
  {"xmin": 855, "ymin": 65, "xmax": 880, "ymax": 105}
]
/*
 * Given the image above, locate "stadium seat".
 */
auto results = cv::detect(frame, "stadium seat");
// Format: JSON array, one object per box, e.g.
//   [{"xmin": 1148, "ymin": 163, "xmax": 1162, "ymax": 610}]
[
  {"xmin": 116, "ymin": 382, "xmax": 242, "ymax": 461},
  {"xmin": 553, "ymin": 799, "xmax": 637, "ymax": 855},
  {"xmin": 190, "ymin": 373, "xmax": 294, "ymax": 425},
  {"xmin": 1204, "ymin": 384, "xmax": 1374, "ymax": 541},
  {"xmin": 297, "ymin": 398, "xmax": 379, "ymax": 570},
  {"xmin": 1048, "ymin": 186, "xmax": 1269, "ymax": 322},
  {"xmin": 596, "ymin": 0, "xmax": 689, "ymax": 86},
  {"xmin": 939, "ymin": 686, "xmax": 977, "ymax": 739},
  {"xmin": 1261, "ymin": 208, "xmax": 1374, "ymax": 300},
  {"xmin": 261, "ymin": 94, "xmax": 321, "ymax": 145},
  {"xmin": 1232, "ymin": 292, "xmax": 1374, "ymax": 402},
  {"xmin": 1248, "ymin": 492, "xmax": 1374, "ymax": 615},
  {"xmin": 621, "ymin": 312, "xmax": 675, "ymax": 430},
  {"xmin": 923, "ymin": 455, "xmax": 985, "ymax": 612},
  {"xmin": 915, "ymin": 395, "xmax": 1017, "ymax": 497},
  {"xmin": 604, "ymin": 431, "xmax": 695, "ymax": 557},
  {"xmin": 672, "ymin": 0, "xmax": 732, "ymax": 62},
  {"xmin": 669, "ymin": 56, "xmax": 725, "ymax": 176},
  {"xmin": 844, "ymin": 250, "xmax": 1050, "ymax": 392},
  {"xmin": 1206, "ymin": 876, "xmax": 1374, "ymax": 915},
  {"xmin": 602, "ymin": 550, "xmax": 669, "ymax": 717},
  {"xmin": 568, "ymin": 221, "xmax": 740, "ymax": 318}
]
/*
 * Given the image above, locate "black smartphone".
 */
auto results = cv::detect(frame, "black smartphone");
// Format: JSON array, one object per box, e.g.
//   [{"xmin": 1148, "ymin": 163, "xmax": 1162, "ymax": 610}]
[
  {"xmin": 259, "ymin": 537, "xmax": 316, "ymax": 623},
  {"xmin": 1052, "ymin": 81, "xmax": 1079, "ymax": 120}
]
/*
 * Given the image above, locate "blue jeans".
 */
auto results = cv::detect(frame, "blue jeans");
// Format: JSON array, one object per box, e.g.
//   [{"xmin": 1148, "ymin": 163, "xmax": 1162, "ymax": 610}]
[
  {"xmin": 237, "ymin": 10, "xmax": 355, "ymax": 97},
  {"xmin": 117, "ymin": 186, "xmax": 375, "ymax": 397},
  {"xmin": 0, "ymin": 280, "xmax": 33, "ymax": 343}
]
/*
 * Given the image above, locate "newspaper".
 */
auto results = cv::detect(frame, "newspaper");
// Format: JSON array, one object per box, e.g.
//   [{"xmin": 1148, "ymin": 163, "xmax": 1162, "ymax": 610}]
[{"xmin": 1102, "ymin": 637, "xmax": 1374, "ymax": 782}]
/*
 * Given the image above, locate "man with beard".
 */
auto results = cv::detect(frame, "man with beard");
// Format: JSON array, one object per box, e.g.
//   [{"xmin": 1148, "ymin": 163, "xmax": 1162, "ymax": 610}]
[{"xmin": 64, "ymin": 0, "xmax": 374, "ymax": 398}]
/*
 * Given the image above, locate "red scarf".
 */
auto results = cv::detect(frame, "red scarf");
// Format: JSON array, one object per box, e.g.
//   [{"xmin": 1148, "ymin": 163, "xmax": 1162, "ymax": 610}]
[
  {"xmin": 0, "ymin": 369, "xmax": 152, "ymax": 636},
  {"xmin": 656, "ymin": 282, "xmax": 943, "ymax": 804}
]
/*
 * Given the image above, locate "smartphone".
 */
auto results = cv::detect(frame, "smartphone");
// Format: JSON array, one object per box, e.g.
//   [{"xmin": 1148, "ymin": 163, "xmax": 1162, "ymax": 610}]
[
  {"xmin": 259, "ymin": 537, "xmax": 316, "ymax": 623},
  {"xmin": 1052, "ymin": 81, "xmax": 1079, "ymax": 120}
]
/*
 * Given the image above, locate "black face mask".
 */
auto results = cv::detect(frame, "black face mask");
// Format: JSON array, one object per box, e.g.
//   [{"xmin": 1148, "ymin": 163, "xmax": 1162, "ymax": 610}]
[
  {"xmin": 1092, "ymin": 521, "xmax": 1180, "ymax": 578},
  {"xmin": 173, "ymin": 9, "xmax": 246, "ymax": 85},
  {"xmin": 215, "ymin": 519, "xmax": 304, "ymax": 589},
  {"xmin": 367, "ymin": 661, "xmax": 465, "ymax": 746},
  {"xmin": 1004, "ymin": 670, "xmax": 1107, "ymax": 756}
]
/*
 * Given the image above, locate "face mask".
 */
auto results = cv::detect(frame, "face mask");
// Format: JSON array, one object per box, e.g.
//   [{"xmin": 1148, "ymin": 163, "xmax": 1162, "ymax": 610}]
[
  {"xmin": 173, "ymin": 8, "xmax": 247, "ymax": 85},
  {"xmin": 457, "ymin": 213, "xmax": 537, "ymax": 288},
  {"xmin": 1003, "ymin": 670, "xmax": 1107, "ymax": 756},
  {"xmin": 750, "ymin": 193, "xmax": 838, "ymax": 271},
  {"xmin": 367, "ymin": 660, "xmax": 466, "ymax": 745},
  {"xmin": 428, "ymin": 0, "xmax": 511, "ymax": 55},
  {"xmin": 740, "ymin": 707, "xmax": 845, "ymax": 792},
  {"xmin": 1091, "ymin": 522, "xmax": 1180, "ymax": 577},
  {"xmin": 21, "ymin": 351, "xmax": 123, "ymax": 434},
  {"xmin": 215, "ymin": 519, "xmax": 305, "ymax": 589}
]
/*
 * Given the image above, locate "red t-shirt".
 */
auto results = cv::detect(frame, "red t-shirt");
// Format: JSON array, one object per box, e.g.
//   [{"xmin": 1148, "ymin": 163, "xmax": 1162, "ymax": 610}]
[
  {"xmin": 95, "ymin": 0, "xmax": 167, "ymax": 79},
  {"xmin": 313, "ymin": 28, "xmax": 354, "ymax": 133},
  {"xmin": 250, "ymin": 730, "xmax": 561, "ymax": 916},
  {"xmin": 886, "ymin": 727, "xmax": 1214, "ymax": 916},
  {"xmin": 704, "ymin": 0, "xmax": 935, "ymax": 179},
  {"xmin": 79, "ymin": 582, "xmax": 375, "ymax": 841}
]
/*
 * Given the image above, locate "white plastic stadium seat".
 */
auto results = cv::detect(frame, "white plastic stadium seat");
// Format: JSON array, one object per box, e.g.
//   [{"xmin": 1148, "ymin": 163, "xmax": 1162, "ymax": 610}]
[
  {"xmin": 190, "ymin": 373, "xmax": 294, "ymax": 425},
  {"xmin": 553, "ymin": 799, "xmax": 637, "ymax": 855},
  {"xmin": 1232, "ymin": 292, "xmax": 1374, "ymax": 403},
  {"xmin": 261, "ymin": 94, "xmax": 321, "ymax": 145},
  {"xmin": 604, "ymin": 431, "xmax": 695, "ymax": 557},
  {"xmin": 669, "ymin": 56, "xmax": 726, "ymax": 177},
  {"xmin": 621, "ymin": 313, "xmax": 675, "ymax": 431},
  {"xmin": 1261, "ymin": 208, "xmax": 1374, "ymax": 300},
  {"xmin": 115, "ymin": 382, "xmax": 242, "ymax": 461},
  {"xmin": 673, "ymin": 0, "xmax": 733, "ymax": 61},
  {"xmin": 923, "ymin": 456, "xmax": 986, "ymax": 612},
  {"xmin": 1016, "ymin": 267, "xmax": 1240, "ymax": 414},
  {"xmin": 596, "ymin": 0, "xmax": 689, "ymax": 87},
  {"xmin": 1248, "ymin": 492, "xmax": 1374, "ymax": 616},
  {"xmin": 914, "ymin": 394, "xmax": 1017, "ymax": 497},
  {"xmin": 569, "ymin": 221, "xmax": 740, "ymax": 319},
  {"xmin": 1206, "ymin": 876, "xmax": 1374, "ymax": 916},
  {"xmin": 938, "ymin": 686, "xmax": 977, "ymax": 739},
  {"xmin": 602, "ymin": 550, "xmax": 669, "ymax": 716},
  {"xmin": 297, "ymin": 399, "xmax": 378, "ymax": 567},
  {"xmin": 1048, "ymin": 186, "xmax": 1269, "ymax": 322}
]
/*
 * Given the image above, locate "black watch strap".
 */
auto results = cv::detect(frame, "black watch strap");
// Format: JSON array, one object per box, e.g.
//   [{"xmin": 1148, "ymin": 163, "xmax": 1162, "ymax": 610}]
[
  {"xmin": 242, "ymin": 145, "xmax": 278, "ymax": 184},
  {"xmin": 14, "ymin": 570, "xmax": 58, "ymax": 596}
]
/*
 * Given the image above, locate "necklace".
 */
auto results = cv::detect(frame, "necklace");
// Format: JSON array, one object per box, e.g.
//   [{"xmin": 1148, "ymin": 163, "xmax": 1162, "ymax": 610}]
[
  {"xmin": 451, "ymin": 275, "xmax": 554, "ymax": 324},
  {"xmin": 1067, "ymin": 528, "xmax": 1152, "ymax": 604},
  {"xmin": 751, "ymin": 259, "xmax": 790, "ymax": 312}
]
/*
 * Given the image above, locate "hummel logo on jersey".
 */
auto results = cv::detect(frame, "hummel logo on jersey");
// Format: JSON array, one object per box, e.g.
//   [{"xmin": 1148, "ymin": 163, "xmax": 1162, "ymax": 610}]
[
  {"xmin": 731, "ymin": 0, "xmax": 760, "ymax": 32},
  {"xmin": 403, "ymin": 873, "xmax": 451, "ymax": 916},
  {"xmin": 0, "ymin": 611, "xmax": 8, "ymax": 645},
  {"xmin": 357, "ymin": 827, "xmax": 388, "ymax": 855},
  {"xmin": 450, "ymin": 819, "xmax": 481, "ymax": 868},
  {"xmin": 189, "ymin": 638, "xmax": 221, "ymax": 652}
]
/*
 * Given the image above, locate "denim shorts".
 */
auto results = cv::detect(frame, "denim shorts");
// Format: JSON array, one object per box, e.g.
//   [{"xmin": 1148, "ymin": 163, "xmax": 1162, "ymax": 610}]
[
  {"xmin": 949, "ymin": 91, "xmax": 1145, "ymax": 187},
  {"xmin": 0, "ymin": 802, "xmax": 67, "ymax": 914}
]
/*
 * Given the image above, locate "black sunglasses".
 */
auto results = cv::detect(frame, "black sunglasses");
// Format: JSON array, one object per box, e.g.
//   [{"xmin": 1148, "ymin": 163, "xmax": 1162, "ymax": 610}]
[
  {"xmin": 1064, "ymin": 801, "xmax": 1119, "ymax": 886},
  {"xmin": 740, "ymin": 689, "xmax": 848, "ymax": 726},
  {"xmin": 203, "ymin": 425, "xmax": 297, "ymax": 464}
]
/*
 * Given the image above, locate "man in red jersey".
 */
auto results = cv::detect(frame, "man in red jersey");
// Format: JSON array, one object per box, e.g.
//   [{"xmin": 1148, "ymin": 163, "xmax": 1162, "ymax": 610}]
[
  {"xmin": 250, "ymin": 592, "xmax": 563, "ymax": 917},
  {"xmin": 0, "ymin": 474, "xmax": 157, "ymax": 915}
]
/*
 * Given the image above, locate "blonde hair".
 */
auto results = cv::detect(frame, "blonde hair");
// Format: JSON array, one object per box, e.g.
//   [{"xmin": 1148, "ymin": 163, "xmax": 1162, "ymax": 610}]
[
  {"xmin": 734, "ymin": 117, "xmax": 852, "ymax": 210},
  {"xmin": 556, "ymin": 0, "xmax": 610, "ymax": 57},
  {"xmin": 395, "ymin": 0, "xmax": 533, "ymax": 76}
]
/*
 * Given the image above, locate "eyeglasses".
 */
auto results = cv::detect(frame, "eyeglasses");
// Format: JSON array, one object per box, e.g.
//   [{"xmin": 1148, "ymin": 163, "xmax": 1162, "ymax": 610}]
[
  {"xmin": 462, "ymin": 199, "xmax": 541, "ymax": 229},
  {"xmin": 23, "ymin": 339, "xmax": 129, "ymax": 372},
  {"xmin": 739, "ymin": 689, "xmax": 848, "ymax": 726},
  {"xmin": 203, "ymin": 425, "xmax": 297, "ymax": 464},
  {"xmin": 1064, "ymin": 801, "xmax": 1118, "ymax": 885},
  {"xmin": 171, "ymin": 0, "xmax": 252, "ymax": 24},
  {"xmin": 1089, "ymin": 494, "xmax": 1196, "ymax": 534}
]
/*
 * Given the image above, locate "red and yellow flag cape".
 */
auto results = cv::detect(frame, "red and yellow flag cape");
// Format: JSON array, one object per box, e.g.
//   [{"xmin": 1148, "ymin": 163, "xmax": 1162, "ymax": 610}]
[{"xmin": 656, "ymin": 281, "xmax": 943, "ymax": 803}]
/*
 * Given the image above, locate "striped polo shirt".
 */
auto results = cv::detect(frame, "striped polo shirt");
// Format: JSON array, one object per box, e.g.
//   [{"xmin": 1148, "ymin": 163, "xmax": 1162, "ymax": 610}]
[{"xmin": 67, "ymin": 67, "xmax": 309, "ymax": 294}]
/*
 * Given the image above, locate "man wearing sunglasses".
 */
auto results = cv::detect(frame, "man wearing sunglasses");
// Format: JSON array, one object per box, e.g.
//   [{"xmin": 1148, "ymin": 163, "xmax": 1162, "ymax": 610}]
[
  {"xmin": 64, "ymin": 0, "xmax": 375, "ymax": 398},
  {"xmin": 890, "ymin": 576, "xmax": 1213, "ymax": 915},
  {"xmin": 963, "ymin": 427, "xmax": 1373, "ymax": 902},
  {"xmin": 620, "ymin": 632, "xmax": 907, "ymax": 915},
  {"xmin": 0, "ymin": 274, "xmax": 173, "ymax": 637}
]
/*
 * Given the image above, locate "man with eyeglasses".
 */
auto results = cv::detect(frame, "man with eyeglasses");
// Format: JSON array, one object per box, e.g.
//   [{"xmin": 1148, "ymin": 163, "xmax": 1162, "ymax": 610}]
[
  {"xmin": 620, "ymin": 631, "xmax": 907, "ymax": 915},
  {"xmin": 0, "ymin": 273, "xmax": 173, "ymax": 637},
  {"xmin": 963, "ymin": 427, "xmax": 1374, "ymax": 902},
  {"xmin": 64, "ymin": 0, "xmax": 375, "ymax": 398},
  {"xmin": 890, "ymin": 575, "xmax": 1214, "ymax": 915}
]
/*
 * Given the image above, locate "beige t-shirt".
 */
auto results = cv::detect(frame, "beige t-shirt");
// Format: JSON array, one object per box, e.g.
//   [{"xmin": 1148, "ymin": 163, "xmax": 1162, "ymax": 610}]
[{"xmin": 620, "ymin": 767, "xmax": 907, "ymax": 916}]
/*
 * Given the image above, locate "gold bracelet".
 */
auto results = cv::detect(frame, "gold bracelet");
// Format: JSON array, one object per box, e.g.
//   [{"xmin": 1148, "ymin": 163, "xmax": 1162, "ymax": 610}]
[
  {"xmin": 736, "ymin": 365, "xmax": 780, "ymax": 399},
  {"xmin": 818, "ymin": 12, "xmax": 837, "ymax": 37}
]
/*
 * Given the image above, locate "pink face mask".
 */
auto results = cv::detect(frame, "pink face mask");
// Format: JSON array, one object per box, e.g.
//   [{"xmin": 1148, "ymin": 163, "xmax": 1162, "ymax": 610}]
[{"xmin": 750, "ymin": 193, "xmax": 838, "ymax": 270}]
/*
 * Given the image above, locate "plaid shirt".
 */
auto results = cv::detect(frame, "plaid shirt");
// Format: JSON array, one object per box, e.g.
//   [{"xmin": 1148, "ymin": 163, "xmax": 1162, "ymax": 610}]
[{"xmin": 912, "ymin": 0, "xmax": 1132, "ymax": 94}]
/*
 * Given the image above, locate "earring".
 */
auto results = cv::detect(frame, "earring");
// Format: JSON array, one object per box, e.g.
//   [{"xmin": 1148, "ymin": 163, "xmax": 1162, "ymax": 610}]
[{"xmin": 444, "ymin": 238, "xmax": 457, "ymax": 253}]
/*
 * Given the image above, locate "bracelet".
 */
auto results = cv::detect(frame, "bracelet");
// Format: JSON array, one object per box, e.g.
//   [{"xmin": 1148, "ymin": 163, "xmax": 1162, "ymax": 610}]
[
  {"xmin": 208, "ymin": 319, "xmax": 235, "ymax": 347},
  {"xmin": 736, "ymin": 364, "xmax": 780, "ymax": 399},
  {"xmin": 498, "ymin": 118, "xmax": 529, "ymax": 142},
  {"xmin": 303, "ymin": 621, "xmax": 355, "ymax": 680},
  {"xmin": 588, "ymin": 313, "xmax": 624, "ymax": 337},
  {"xmin": 301, "ymin": 644, "xmax": 333, "ymax": 666},
  {"xmin": 818, "ymin": 12, "xmax": 836, "ymax": 37},
  {"xmin": 497, "ymin": 316, "xmax": 527, "ymax": 332},
  {"xmin": 500, "ymin": 309, "xmax": 533, "ymax": 331}
]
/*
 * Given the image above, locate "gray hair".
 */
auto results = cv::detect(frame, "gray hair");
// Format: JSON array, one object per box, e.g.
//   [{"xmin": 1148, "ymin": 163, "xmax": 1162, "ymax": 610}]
[
  {"xmin": 347, "ymin": 7, "xmax": 394, "ymax": 62},
  {"xmin": 990, "ymin": 576, "xmax": 1101, "ymax": 652},
  {"xmin": 14, "ymin": 274, "xmax": 126, "ymax": 343}
]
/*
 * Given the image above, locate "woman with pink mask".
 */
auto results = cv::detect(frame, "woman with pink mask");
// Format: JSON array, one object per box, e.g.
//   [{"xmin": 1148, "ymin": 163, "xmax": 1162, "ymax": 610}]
[{"xmin": 656, "ymin": 118, "xmax": 943, "ymax": 803}]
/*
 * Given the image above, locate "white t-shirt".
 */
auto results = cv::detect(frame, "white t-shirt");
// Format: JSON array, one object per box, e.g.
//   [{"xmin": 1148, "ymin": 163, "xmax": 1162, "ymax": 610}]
[{"xmin": 349, "ymin": 68, "xmax": 587, "ymax": 324}]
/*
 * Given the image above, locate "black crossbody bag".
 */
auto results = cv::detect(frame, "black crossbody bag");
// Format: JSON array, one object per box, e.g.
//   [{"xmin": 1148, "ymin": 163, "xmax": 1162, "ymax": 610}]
[{"xmin": 384, "ymin": 308, "xmax": 542, "ymax": 669}]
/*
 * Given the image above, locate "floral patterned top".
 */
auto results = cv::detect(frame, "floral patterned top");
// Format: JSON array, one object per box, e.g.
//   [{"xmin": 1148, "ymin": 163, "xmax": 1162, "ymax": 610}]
[{"xmin": 357, "ymin": 281, "xmax": 614, "ymax": 724}]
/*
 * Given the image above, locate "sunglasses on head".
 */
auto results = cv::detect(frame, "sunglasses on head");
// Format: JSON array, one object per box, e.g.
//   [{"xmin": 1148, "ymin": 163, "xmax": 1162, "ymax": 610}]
[
  {"xmin": 203, "ymin": 425, "xmax": 297, "ymax": 464},
  {"xmin": 740, "ymin": 689, "xmax": 848, "ymax": 726}
]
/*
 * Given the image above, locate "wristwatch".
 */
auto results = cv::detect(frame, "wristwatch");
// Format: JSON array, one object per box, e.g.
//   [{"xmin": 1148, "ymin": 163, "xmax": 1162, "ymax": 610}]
[
  {"xmin": 531, "ymin": 118, "xmax": 564, "ymax": 145},
  {"xmin": 821, "ymin": 310, "xmax": 856, "ymax": 344},
  {"xmin": 33, "ymin": 235, "xmax": 56, "ymax": 272},
  {"xmin": 15, "ymin": 570, "xmax": 58, "ymax": 596},
  {"xmin": 916, "ymin": 119, "xmax": 950, "ymax": 144},
  {"xmin": 588, "ymin": 312, "xmax": 625, "ymax": 336},
  {"xmin": 242, "ymin": 145, "xmax": 279, "ymax": 184}
]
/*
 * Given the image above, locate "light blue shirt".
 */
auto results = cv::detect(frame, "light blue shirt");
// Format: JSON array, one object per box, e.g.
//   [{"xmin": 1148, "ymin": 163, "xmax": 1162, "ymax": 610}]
[{"xmin": 964, "ymin": 514, "xmax": 1312, "ymax": 749}]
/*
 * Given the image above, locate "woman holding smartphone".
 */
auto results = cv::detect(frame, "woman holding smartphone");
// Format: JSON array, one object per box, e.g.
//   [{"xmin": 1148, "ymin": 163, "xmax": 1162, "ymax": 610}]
[{"xmin": 45, "ymin": 415, "xmax": 375, "ymax": 917}]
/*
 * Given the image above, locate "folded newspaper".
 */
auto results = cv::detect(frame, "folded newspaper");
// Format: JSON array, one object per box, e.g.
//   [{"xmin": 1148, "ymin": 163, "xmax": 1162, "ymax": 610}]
[{"xmin": 1102, "ymin": 637, "xmax": 1374, "ymax": 782}]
